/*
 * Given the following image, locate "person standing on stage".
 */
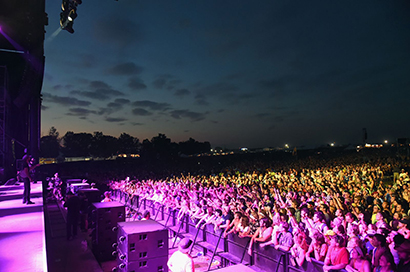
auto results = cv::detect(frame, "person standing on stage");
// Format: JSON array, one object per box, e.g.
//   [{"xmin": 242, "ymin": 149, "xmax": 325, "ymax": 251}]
[
  {"xmin": 64, "ymin": 191, "xmax": 81, "ymax": 240},
  {"xmin": 20, "ymin": 154, "xmax": 34, "ymax": 205}
]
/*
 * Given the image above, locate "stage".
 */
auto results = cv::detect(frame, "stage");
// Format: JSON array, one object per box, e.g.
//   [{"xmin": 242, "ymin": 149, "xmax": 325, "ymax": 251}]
[
  {"xmin": 0, "ymin": 183, "xmax": 46, "ymax": 272},
  {"xmin": 0, "ymin": 182, "xmax": 258, "ymax": 272}
]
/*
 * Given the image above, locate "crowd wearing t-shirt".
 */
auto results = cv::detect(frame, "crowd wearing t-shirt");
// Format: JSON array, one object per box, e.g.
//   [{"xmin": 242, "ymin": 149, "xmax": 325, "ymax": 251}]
[{"xmin": 106, "ymin": 152, "xmax": 410, "ymax": 272}]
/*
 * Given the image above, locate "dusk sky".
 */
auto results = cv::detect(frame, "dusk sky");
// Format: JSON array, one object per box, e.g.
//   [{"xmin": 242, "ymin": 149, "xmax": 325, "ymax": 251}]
[{"xmin": 42, "ymin": 1, "xmax": 410, "ymax": 149}]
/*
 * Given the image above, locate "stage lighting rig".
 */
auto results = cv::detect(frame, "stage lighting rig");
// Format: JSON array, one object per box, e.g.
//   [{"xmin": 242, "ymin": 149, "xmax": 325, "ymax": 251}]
[{"xmin": 60, "ymin": 0, "xmax": 82, "ymax": 34}]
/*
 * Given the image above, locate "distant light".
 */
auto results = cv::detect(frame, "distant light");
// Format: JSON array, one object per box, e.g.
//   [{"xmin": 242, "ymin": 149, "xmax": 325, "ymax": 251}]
[
  {"xmin": 285, "ymin": 144, "xmax": 289, "ymax": 148},
  {"xmin": 240, "ymin": 147, "xmax": 248, "ymax": 151},
  {"xmin": 384, "ymin": 140, "xmax": 388, "ymax": 144},
  {"xmin": 330, "ymin": 142, "xmax": 335, "ymax": 147}
]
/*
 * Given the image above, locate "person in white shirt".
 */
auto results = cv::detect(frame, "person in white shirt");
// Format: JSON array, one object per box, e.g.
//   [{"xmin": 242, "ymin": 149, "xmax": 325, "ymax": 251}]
[{"xmin": 168, "ymin": 238, "xmax": 195, "ymax": 272}]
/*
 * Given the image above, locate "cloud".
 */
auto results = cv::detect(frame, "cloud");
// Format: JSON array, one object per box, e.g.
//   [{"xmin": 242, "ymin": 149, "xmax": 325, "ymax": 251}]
[
  {"xmin": 194, "ymin": 94, "xmax": 209, "ymax": 106},
  {"xmin": 52, "ymin": 84, "xmax": 72, "ymax": 91},
  {"xmin": 169, "ymin": 110, "xmax": 206, "ymax": 121},
  {"xmin": 153, "ymin": 78, "xmax": 166, "ymax": 89},
  {"xmin": 98, "ymin": 98, "xmax": 130, "ymax": 115},
  {"xmin": 75, "ymin": 54, "xmax": 98, "ymax": 69},
  {"xmin": 105, "ymin": 62, "xmax": 143, "ymax": 76},
  {"xmin": 42, "ymin": 93, "xmax": 91, "ymax": 107},
  {"xmin": 132, "ymin": 100, "xmax": 171, "ymax": 111},
  {"xmin": 132, "ymin": 108, "xmax": 152, "ymax": 116},
  {"xmin": 197, "ymin": 82, "xmax": 238, "ymax": 96},
  {"xmin": 71, "ymin": 81, "xmax": 124, "ymax": 101},
  {"xmin": 131, "ymin": 122, "xmax": 144, "ymax": 126},
  {"xmin": 114, "ymin": 98, "xmax": 130, "ymax": 104},
  {"xmin": 128, "ymin": 77, "xmax": 147, "ymax": 91},
  {"xmin": 71, "ymin": 89, "xmax": 124, "ymax": 101},
  {"xmin": 152, "ymin": 74, "xmax": 179, "ymax": 89},
  {"xmin": 66, "ymin": 107, "xmax": 96, "ymax": 117},
  {"xmin": 89, "ymin": 81, "xmax": 110, "ymax": 90},
  {"xmin": 194, "ymin": 81, "xmax": 254, "ymax": 104},
  {"xmin": 170, "ymin": 79, "xmax": 183, "ymax": 85},
  {"xmin": 221, "ymin": 92, "xmax": 258, "ymax": 105},
  {"xmin": 105, "ymin": 117, "xmax": 128, "ymax": 122},
  {"xmin": 174, "ymin": 88, "xmax": 190, "ymax": 97}
]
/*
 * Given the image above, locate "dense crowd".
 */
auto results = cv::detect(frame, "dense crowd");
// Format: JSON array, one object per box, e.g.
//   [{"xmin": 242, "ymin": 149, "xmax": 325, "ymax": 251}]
[{"xmin": 106, "ymin": 150, "xmax": 410, "ymax": 272}]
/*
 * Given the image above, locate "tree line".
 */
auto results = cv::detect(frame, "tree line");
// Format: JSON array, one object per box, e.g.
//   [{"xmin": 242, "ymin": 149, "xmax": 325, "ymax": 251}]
[{"xmin": 40, "ymin": 127, "xmax": 211, "ymax": 159}]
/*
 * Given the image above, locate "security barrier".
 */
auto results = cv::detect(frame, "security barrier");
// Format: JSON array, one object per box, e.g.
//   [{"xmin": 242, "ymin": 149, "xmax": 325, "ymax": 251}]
[{"xmin": 113, "ymin": 193, "xmax": 345, "ymax": 272}]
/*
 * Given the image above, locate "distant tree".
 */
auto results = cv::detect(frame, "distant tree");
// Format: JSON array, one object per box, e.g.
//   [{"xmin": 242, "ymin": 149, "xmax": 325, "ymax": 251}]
[
  {"xmin": 200, "ymin": 141, "xmax": 211, "ymax": 153},
  {"xmin": 118, "ymin": 133, "xmax": 140, "ymax": 155},
  {"xmin": 140, "ymin": 139, "xmax": 154, "ymax": 159},
  {"xmin": 90, "ymin": 132, "xmax": 118, "ymax": 158},
  {"xmin": 39, "ymin": 127, "xmax": 60, "ymax": 158},
  {"xmin": 179, "ymin": 138, "xmax": 211, "ymax": 155},
  {"xmin": 151, "ymin": 133, "xmax": 173, "ymax": 159},
  {"xmin": 62, "ymin": 131, "xmax": 93, "ymax": 157},
  {"xmin": 49, "ymin": 126, "xmax": 59, "ymax": 138}
]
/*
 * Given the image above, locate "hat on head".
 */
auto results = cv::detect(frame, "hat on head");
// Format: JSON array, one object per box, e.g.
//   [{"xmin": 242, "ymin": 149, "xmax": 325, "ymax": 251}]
[
  {"xmin": 325, "ymin": 230, "xmax": 336, "ymax": 236},
  {"xmin": 398, "ymin": 219, "xmax": 409, "ymax": 225},
  {"xmin": 178, "ymin": 238, "xmax": 193, "ymax": 253}
]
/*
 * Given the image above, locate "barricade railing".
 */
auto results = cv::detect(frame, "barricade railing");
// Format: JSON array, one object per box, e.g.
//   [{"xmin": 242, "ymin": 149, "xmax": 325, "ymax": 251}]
[{"xmin": 112, "ymin": 193, "xmax": 347, "ymax": 272}]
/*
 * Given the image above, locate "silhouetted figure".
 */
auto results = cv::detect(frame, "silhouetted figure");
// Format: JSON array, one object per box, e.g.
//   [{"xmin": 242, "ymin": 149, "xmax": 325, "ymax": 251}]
[
  {"xmin": 20, "ymin": 155, "xmax": 34, "ymax": 204},
  {"xmin": 64, "ymin": 191, "xmax": 81, "ymax": 240}
]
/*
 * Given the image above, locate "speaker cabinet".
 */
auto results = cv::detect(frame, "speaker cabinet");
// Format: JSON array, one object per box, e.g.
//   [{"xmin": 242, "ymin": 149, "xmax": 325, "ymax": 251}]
[
  {"xmin": 78, "ymin": 188, "xmax": 101, "ymax": 203},
  {"xmin": 92, "ymin": 201, "xmax": 125, "ymax": 261},
  {"xmin": 116, "ymin": 253, "xmax": 167, "ymax": 272},
  {"xmin": 114, "ymin": 220, "xmax": 169, "ymax": 272}
]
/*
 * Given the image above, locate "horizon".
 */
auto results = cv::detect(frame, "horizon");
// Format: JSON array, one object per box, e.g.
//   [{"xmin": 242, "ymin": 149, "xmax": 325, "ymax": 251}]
[{"xmin": 41, "ymin": 1, "xmax": 410, "ymax": 149}]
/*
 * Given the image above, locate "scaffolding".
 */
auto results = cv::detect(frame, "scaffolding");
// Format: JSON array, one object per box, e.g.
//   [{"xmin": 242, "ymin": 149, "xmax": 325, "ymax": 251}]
[{"xmin": 0, "ymin": 66, "xmax": 7, "ymax": 169}]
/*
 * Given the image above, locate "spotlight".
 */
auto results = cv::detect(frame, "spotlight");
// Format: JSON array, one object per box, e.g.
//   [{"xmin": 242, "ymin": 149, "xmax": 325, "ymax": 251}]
[
  {"xmin": 68, "ymin": 9, "xmax": 77, "ymax": 21},
  {"xmin": 60, "ymin": 0, "xmax": 80, "ymax": 34}
]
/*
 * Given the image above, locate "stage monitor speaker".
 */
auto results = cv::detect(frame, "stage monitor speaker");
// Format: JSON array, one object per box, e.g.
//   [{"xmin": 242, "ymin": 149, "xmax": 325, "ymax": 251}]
[
  {"xmin": 116, "ymin": 220, "xmax": 169, "ymax": 262},
  {"xmin": 116, "ymin": 254, "xmax": 168, "ymax": 272},
  {"xmin": 78, "ymin": 188, "xmax": 101, "ymax": 203},
  {"xmin": 66, "ymin": 178, "xmax": 83, "ymax": 184},
  {"xmin": 70, "ymin": 183, "xmax": 90, "ymax": 194},
  {"xmin": 92, "ymin": 201, "xmax": 125, "ymax": 261}
]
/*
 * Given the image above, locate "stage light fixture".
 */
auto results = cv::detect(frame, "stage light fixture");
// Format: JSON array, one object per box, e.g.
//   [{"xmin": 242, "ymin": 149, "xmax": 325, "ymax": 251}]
[
  {"xmin": 68, "ymin": 9, "xmax": 77, "ymax": 21},
  {"xmin": 60, "ymin": 0, "xmax": 82, "ymax": 34}
]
